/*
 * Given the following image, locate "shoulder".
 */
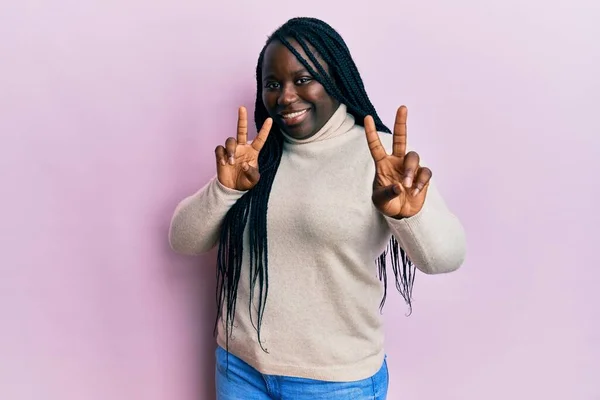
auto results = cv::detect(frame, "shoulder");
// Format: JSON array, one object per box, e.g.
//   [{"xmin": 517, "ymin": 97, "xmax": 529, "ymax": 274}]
[
  {"xmin": 348, "ymin": 125, "xmax": 417, "ymax": 159},
  {"xmin": 346, "ymin": 125, "xmax": 396, "ymax": 157}
]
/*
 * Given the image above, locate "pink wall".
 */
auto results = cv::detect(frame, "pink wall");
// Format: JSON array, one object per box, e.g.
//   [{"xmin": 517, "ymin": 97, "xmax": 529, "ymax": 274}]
[{"xmin": 2, "ymin": 1, "xmax": 598, "ymax": 399}]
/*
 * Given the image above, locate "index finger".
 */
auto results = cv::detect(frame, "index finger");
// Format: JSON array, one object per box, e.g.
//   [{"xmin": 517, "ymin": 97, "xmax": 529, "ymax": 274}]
[
  {"xmin": 393, "ymin": 106, "xmax": 408, "ymax": 156},
  {"xmin": 364, "ymin": 115, "xmax": 387, "ymax": 162},
  {"xmin": 237, "ymin": 106, "xmax": 248, "ymax": 145},
  {"xmin": 251, "ymin": 117, "xmax": 273, "ymax": 151}
]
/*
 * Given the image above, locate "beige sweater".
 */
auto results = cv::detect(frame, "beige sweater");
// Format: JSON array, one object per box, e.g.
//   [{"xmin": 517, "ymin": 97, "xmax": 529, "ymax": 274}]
[{"xmin": 168, "ymin": 104, "xmax": 466, "ymax": 381}]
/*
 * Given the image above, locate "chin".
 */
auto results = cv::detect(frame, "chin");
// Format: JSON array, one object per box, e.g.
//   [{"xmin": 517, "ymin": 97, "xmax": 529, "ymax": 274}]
[{"xmin": 287, "ymin": 127, "xmax": 315, "ymax": 140}]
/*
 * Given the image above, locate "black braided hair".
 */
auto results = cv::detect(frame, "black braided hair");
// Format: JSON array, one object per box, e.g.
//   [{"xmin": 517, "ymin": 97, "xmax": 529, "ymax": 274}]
[{"xmin": 215, "ymin": 17, "xmax": 416, "ymax": 354}]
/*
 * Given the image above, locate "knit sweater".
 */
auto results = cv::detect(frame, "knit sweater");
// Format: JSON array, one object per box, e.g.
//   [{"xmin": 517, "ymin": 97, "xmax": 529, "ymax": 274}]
[{"xmin": 168, "ymin": 104, "xmax": 466, "ymax": 382}]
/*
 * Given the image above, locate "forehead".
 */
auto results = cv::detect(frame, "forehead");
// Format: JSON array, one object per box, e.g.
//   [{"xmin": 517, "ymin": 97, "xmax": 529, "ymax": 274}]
[{"xmin": 262, "ymin": 39, "xmax": 326, "ymax": 77}]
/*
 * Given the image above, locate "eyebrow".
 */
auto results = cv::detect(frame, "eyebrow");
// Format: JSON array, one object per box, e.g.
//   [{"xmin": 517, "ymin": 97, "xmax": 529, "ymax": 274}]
[{"xmin": 263, "ymin": 68, "xmax": 310, "ymax": 82}]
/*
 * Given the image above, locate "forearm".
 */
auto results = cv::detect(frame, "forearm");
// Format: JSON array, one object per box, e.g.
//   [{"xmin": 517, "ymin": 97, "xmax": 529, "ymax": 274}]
[
  {"xmin": 385, "ymin": 180, "xmax": 466, "ymax": 274},
  {"xmin": 168, "ymin": 176, "xmax": 246, "ymax": 255}
]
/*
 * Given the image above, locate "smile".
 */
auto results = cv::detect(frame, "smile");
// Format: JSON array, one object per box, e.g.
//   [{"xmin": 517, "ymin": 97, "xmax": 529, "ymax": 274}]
[
  {"xmin": 281, "ymin": 109, "xmax": 308, "ymax": 119},
  {"xmin": 279, "ymin": 109, "xmax": 310, "ymax": 126}
]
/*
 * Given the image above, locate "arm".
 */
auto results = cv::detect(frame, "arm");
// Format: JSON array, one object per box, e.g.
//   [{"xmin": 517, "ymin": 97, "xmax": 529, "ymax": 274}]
[
  {"xmin": 364, "ymin": 106, "xmax": 466, "ymax": 275},
  {"xmin": 169, "ymin": 107, "xmax": 273, "ymax": 255},
  {"xmin": 384, "ymin": 179, "xmax": 466, "ymax": 274},
  {"xmin": 168, "ymin": 176, "xmax": 246, "ymax": 255}
]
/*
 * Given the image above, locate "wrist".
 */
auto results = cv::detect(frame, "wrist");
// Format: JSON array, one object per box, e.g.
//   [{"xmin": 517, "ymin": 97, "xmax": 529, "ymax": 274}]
[{"xmin": 390, "ymin": 213, "xmax": 406, "ymax": 220}]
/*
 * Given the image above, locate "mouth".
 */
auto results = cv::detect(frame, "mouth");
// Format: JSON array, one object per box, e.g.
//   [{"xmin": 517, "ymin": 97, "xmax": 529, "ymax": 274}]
[{"xmin": 278, "ymin": 108, "xmax": 310, "ymax": 126}]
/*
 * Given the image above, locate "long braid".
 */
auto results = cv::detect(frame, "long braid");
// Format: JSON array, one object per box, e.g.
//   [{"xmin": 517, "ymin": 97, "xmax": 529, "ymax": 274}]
[
  {"xmin": 273, "ymin": 18, "xmax": 416, "ymax": 311},
  {"xmin": 215, "ymin": 17, "xmax": 417, "ymax": 357}
]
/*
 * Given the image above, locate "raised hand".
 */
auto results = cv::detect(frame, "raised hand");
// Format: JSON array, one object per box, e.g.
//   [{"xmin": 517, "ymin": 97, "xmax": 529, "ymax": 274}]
[
  {"xmin": 215, "ymin": 107, "xmax": 273, "ymax": 191},
  {"xmin": 365, "ymin": 106, "xmax": 432, "ymax": 219}
]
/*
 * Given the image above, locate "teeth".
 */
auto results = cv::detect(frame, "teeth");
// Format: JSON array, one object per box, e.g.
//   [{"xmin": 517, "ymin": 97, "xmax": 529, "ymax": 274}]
[{"xmin": 282, "ymin": 110, "xmax": 307, "ymax": 119}]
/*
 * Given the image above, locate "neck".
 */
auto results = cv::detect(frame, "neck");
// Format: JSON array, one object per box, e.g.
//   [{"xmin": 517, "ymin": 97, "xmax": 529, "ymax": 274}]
[{"xmin": 279, "ymin": 104, "xmax": 355, "ymax": 145}]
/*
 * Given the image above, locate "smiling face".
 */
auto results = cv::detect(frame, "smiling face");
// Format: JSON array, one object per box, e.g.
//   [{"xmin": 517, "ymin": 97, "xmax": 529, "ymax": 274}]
[{"xmin": 261, "ymin": 39, "xmax": 340, "ymax": 140}]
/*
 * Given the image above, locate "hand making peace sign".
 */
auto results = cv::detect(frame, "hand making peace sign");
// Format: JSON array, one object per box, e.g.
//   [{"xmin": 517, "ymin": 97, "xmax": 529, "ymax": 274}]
[
  {"xmin": 365, "ymin": 106, "xmax": 432, "ymax": 219},
  {"xmin": 215, "ymin": 107, "xmax": 273, "ymax": 191}
]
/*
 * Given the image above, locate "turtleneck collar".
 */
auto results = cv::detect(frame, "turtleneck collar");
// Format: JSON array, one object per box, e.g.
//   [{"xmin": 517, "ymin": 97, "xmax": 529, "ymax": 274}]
[{"xmin": 279, "ymin": 104, "xmax": 356, "ymax": 145}]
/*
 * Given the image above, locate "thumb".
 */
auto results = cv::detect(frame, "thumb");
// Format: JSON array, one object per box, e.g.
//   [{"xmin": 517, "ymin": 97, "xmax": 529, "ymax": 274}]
[
  {"xmin": 241, "ymin": 162, "xmax": 260, "ymax": 186},
  {"xmin": 372, "ymin": 183, "xmax": 402, "ymax": 206}
]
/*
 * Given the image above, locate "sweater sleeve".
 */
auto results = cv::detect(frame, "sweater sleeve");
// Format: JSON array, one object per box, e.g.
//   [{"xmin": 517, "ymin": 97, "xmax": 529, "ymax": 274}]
[
  {"xmin": 168, "ymin": 176, "xmax": 247, "ymax": 255},
  {"xmin": 384, "ymin": 179, "xmax": 466, "ymax": 275}
]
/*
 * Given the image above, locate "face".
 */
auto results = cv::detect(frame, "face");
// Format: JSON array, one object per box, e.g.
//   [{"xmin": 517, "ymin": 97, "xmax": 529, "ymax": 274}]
[{"xmin": 261, "ymin": 39, "xmax": 340, "ymax": 140}]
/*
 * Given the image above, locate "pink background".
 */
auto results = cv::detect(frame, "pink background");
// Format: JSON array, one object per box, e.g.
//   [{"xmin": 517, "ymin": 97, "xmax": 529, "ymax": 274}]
[{"xmin": 2, "ymin": 1, "xmax": 598, "ymax": 399}]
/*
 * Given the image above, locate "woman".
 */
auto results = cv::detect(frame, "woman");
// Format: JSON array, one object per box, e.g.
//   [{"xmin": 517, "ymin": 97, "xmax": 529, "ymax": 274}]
[{"xmin": 169, "ymin": 16, "xmax": 466, "ymax": 399}]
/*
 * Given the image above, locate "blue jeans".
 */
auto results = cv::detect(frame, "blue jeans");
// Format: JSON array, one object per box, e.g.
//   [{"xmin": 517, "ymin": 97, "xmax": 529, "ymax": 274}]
[{"xmin": 215, "ymin": 345, "xmax": 389, "ymax": 399}]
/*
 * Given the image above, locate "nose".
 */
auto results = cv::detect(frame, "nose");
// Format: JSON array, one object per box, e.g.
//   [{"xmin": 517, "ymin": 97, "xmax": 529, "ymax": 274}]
[{"xmin": 277, "ymin": 83, "xmax": 298, "ymax": 106}]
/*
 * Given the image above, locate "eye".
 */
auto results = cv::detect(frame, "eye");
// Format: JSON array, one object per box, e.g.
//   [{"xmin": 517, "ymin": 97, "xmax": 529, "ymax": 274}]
[
  {"xmin": 265, "ymin": 81, "xmax": 280, "ymax": 90},
  {"xmin": 296, "ymin": 77, "xmax": 312, "ymax": 85}
]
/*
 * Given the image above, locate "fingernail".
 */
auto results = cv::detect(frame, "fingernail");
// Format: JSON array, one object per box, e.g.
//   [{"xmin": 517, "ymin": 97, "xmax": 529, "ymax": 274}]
[
  {"xmin": 220, "ymin": 159, "xmax": 226, "ymax": 166},
  {"xmin": 403, "ymin": 177, "xmax": 412, "ymax": 188},
  {"xmin": 412, "ymin": 188, "xmax": 420, "ymax": 197},
  {"xmin": 229, "ymin": 156, "xmax": 235, "ymax": 165}
]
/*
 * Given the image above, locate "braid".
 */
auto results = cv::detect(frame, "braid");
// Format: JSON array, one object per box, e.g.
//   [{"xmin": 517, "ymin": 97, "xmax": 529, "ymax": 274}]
[{"xmin": 215, "ymin": 17, "xmax": 417, "ymax": 356}]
